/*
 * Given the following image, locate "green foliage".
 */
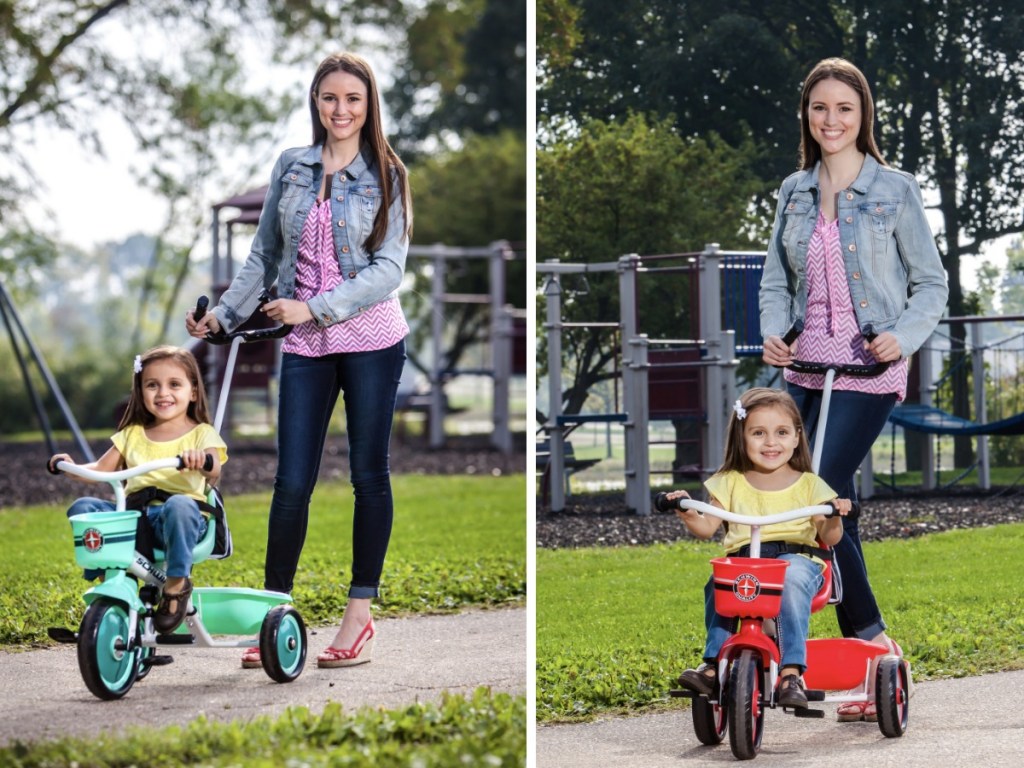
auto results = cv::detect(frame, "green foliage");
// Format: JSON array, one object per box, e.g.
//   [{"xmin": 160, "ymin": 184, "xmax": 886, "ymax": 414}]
[
  {"xmin": 0, "ymin": 688, "xmax": 526, "ymax": 766},
  {"xmin": 0, "ymin": 474, "xmax": 525, "ymax": 646},
  {"xmin": 388, "ymin": 0, "xmax": 527, "ymax": 155},
  {"xmin": 536, "ymin": 112, "xmax": 762, "ymax": 413},
  {"xmin": 537, "ymin": 524, "xmax": 1024, "ymax": 722}
]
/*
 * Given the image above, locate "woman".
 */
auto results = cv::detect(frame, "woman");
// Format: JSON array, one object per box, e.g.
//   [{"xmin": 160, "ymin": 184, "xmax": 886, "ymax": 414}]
[
  {"xmin": 187, "ymin": 52, "xmax": 412, "ymax": 669},
  {"xmin": 759, "ymin": 57, "xmax": 947, "ymax": 721}
]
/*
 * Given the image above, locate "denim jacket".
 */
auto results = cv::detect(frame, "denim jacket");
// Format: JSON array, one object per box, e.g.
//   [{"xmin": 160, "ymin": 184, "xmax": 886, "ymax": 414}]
[
  {"xmin": 759, "ymin": 155, "xmax": 948, "ymax": 357},
  {"xmin": 213, "ymin": 144, "xmax": 409, "ymax": 332}
]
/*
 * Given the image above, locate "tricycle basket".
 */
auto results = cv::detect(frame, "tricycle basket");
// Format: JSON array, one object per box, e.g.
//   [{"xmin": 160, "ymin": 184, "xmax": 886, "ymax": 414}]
[
  {"xmin": 711, "ymin": 556, "xmax": 789, "ymax": 617},
  {"xmin": 69, "ymin": 511, "xmax": 140, "ymax": 570}
]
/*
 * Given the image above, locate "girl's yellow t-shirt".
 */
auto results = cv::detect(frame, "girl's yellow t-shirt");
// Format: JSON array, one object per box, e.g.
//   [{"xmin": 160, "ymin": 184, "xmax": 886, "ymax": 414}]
[
  {"xmin": 705, "ymin": 470, "xmax": 836, "ymax": 554},
  {"xmin": 111, "ymin": 423, "xmax": 228, "ymax": 502}
]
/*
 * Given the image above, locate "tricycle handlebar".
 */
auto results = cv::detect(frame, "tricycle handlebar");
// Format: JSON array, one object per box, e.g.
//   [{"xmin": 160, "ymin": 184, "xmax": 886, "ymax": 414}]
[{"xmin": 654, "ymin": 492, "xmax": 839, "ymax": 525}]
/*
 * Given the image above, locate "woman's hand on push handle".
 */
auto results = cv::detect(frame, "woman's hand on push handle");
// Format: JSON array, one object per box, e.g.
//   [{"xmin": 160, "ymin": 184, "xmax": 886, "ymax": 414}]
[
  {"xmin": 762, "ymin": 335, "xmax": 796, "ymax": 367},
  {"xmin": 186, "ymin": 309, "xmax": 222, "ymax": 339}
]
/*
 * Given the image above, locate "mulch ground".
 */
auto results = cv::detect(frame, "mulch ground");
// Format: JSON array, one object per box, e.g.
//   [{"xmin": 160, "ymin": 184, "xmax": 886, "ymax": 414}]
[
  {"xmin": 1, "ymin": 435, "xmax": 526, "ymax": 509},
  {"xmin": 536, "ymin": 486, "xmax": 1024, "ymax": 549}
]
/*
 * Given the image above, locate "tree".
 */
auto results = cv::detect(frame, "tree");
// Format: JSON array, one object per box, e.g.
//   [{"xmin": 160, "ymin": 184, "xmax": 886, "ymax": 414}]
[
  {"xmin": 537, "ymin": 112, "xmax": 762, "ymax": 415},
  {"xmin": 405, "ymin": 130, "xmax": 526, "ymax": 378},
  {"xmin": 387, "ymin": 0, "xmax": 526, "ymax": 157},
  {"xmin": 539, "ymin": 1, "xmax": 1024, "ymax": 469}
]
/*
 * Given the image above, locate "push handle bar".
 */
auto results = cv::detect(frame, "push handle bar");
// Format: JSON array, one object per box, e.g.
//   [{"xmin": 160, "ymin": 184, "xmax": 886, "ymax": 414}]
[
  {"xmin": 195, "ymin": 291, "xmax": 292, "ymax": 345},
  {"xmin": 776, "ymin": 321, "xmax": 890, "ymax": 378}
]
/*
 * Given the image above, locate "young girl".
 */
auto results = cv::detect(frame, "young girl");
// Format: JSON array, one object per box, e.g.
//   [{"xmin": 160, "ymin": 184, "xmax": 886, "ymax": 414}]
[
  {"xmin": 667, "ymin": 387, "xmax": 851, "ymax": 709},
  {"xmin": 49, "ymin": 346, "xmax": 227, "ymax": 634}
]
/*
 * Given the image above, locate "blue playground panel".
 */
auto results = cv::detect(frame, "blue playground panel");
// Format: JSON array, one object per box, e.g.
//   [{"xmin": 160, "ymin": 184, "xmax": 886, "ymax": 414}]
[{"xmin": 721, "ymin": 253, "xmax": 765, "ymax": 356}]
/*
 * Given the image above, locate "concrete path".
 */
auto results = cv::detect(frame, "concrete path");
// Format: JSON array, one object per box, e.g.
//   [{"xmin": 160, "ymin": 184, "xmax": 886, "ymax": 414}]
[
  {"xmin": 537, "ymin": 669, "xmax": 1024, "ymax": 767},
  {"xmin": 0, "ymin": 607, "xmax": 525, "ymax": 747}
]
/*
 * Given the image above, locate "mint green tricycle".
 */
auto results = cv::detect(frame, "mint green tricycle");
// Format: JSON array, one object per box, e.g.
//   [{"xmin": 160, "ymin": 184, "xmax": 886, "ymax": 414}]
[
  {"xmin": 51, "ymin": 456, "xmax": 307, "ymax": 700},
  {"xmin": 50, "ymin": 296, "xmax": 306, "ymax": 699}
]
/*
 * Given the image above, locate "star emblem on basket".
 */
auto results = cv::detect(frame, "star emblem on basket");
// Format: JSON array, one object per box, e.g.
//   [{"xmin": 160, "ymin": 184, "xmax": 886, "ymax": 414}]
[
  {"xmin": 733, "ymin": 573, "xmax": 760, "ymax": 602},
  {"xmin": 83, "ymin": 528, "xmax": 104, "ymax": 552}
]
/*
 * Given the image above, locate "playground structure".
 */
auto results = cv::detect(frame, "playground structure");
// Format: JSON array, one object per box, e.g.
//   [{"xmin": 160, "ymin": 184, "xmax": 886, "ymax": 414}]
[
  {"xmin": 206, "ymin": 188, "xmax": 526, "ymax": 453},
  {"xmin": 539, "ymin": 247, "xmax": 1024, "ymax": 513},
  {"xmin": 539, "ymin": 245, "xmax": 745, "ymax": 515}
]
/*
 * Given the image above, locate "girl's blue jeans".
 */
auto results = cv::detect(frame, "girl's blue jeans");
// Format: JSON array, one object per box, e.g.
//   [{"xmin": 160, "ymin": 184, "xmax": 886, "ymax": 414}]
[
  {"xmin": 67, "ymin": 495, "xmax": 207, "ymax": 580},
  {"xmin": 787, "ymin": 383, "xmax": 897, "ymax": 640},
  {"xmin": 703, "ymin": 552, "xmax": 824, "ymax": 672},
  {"xmin": 266, "ymin": 340, "xmax": 405, "ymax": 597}
]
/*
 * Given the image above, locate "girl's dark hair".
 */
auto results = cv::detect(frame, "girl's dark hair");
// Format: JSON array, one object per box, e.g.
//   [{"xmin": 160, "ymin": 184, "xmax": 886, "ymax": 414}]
[
  {"xmin": 718, "ymin": 388, "xmax": 812, "ymax": 474},
  {"xmin": 308, "ymin": 51, "xmax": 413, "ymax": 252},
  {"xmin": 119, "ymin": 346, "xmax": 211, "ymax": 430},
  {"xmin": 798, "ymin": 57, "xmax": 886, "ymax": 170}
]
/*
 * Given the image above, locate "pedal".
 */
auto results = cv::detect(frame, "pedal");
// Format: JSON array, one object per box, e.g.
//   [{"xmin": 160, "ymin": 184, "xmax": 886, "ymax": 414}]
[
  {"xmin": 669, "ymin": 688, "xmax": 696, "ymax": 699},
  {"xmin": 155, "ymin": 634, "xmax": 196, "ymax": 645},
  {"xmin": 141, "ymin": 654, "xmax": 174, "ymax": 667},
  {"xmin": 791, "ymin": 707, "xmax": 824, "ymax": 718},
  {"xmin": 806, "ymin": 689, "xmax": 826, "ymax": 702},
  {"xmin": 47, "ymin": 627, "xmax": 77, "ymax": 644}
]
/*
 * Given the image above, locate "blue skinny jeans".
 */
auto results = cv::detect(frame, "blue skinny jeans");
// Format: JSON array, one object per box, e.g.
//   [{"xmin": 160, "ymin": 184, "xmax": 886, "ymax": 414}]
[
  {"xmin": 265, "ymin": 340, "xmax": 405, "ymax": 597},
  {"xmin": 703, "ymin": 551, "xmax": 825, "ymax": 672},
  {"xmin": 787, "ymin": 383, "xmax": 897, "ymax": 640},
  {"xmin": 67, "ymin": 495, "xmax": 207, "ymax": 580}
]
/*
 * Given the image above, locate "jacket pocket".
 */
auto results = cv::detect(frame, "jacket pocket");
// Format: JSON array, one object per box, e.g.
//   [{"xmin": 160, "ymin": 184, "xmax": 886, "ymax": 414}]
[{"xmin": 861, "ymin": 201, "xmax": 898, "ymax": 234}]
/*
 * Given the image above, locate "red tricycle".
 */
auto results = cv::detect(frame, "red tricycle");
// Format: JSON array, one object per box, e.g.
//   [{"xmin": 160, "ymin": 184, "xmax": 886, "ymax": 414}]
[{"xmin": 660, "ymin": 335, "xmax": 911, "ymax": 759}]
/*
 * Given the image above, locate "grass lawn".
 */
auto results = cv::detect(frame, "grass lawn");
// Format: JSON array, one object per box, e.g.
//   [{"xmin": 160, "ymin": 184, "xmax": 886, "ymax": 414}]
[
  {"xmin": 537, "ymin": 522, "xmax": 1024, "ymax": 722},
  {"xmin": 0, "ymin": 474, "xmax": 526, "ymax": 765},
  {"xmin": 0, "ymin": 474, "xmax": 526, "ymax": 647}
]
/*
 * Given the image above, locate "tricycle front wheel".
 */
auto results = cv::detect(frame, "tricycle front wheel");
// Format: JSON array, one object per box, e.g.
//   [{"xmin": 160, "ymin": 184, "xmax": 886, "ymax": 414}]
[
  {"xmin": 77, "ymin": 598, "xmax": 140, "ymax": 700},
  {"xmin": 728, "ymin": 650, "xmax": 764, "ymax": 760},
  {"xmin": 875, "ymin": 656, "xmax": 910, "ymax": 737},
  {"xmin": 260, "ymin": 604, "xmax": 307, "ymax": 683}
]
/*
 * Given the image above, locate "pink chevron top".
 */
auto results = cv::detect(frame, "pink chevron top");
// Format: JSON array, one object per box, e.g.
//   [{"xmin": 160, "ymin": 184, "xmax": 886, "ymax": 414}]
[
  {"xmin": 785, "ymin": 212, "xmax": 907, "ymax": 400},
  {"xmin": 283, "ymin": 197, "xmax": 409, "ymax": 357}
]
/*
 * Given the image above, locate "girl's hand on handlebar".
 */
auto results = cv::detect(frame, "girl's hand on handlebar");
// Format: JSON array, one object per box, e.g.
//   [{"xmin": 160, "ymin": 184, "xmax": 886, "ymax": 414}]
[
  {"xmin": 186, "ymin": 309, "xmax": 222, "ymax": 338},
  {"xmin": 762, "ymin": 335, "xmax": 796, "ymax": 367},
  {"xmin": 664, "ymin": 490, "xmax": 698, "ymax": 522},
  {"xmin": 179, "ymin": 449, "xmax": 217, "ymax": 479},
  {"xmin": 260, "ymin": 298, "xmax": 312, "ymax": 325},
  {"xmin": 831, "ymin": 498, "xmax": 853, "ymax": 517},
  {"xmin": 864, "ymin": 332, "xmax": 901, "ymax": 363},
  {"xmin": 48, "ymin": 453, "xmax": 73, "ymax": 474}
]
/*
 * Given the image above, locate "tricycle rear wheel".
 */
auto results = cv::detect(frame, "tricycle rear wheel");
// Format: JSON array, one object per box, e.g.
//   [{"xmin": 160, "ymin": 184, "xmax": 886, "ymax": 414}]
[
  {"xmin": 77, "ymin": 598, "xmax": 140, "ymax": 700},
  {"xmin": 692, "ymin": 693, "xmax": 727, "ymax": 745},
  {"xmin": 875, "ymin": 656, "xmax": 909, "ymax": 737},
  {"xmin": 260, "ymin": 604, "xmax": 307, "ymax": 683}
]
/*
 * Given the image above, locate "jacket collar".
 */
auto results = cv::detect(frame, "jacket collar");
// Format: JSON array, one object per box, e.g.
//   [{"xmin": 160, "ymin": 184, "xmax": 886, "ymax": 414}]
[
  {"xmin": 794, "ymin": 153, "xmax": 882, "ymax": 195},
  {"xmin": 297, "ymin": 143, "xmax": 373, "ymax": 180}
]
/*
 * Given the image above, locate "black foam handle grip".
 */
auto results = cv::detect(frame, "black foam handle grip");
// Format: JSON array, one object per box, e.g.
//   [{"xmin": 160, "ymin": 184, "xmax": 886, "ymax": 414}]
[{"xmin": 194, "ymin": 295, "xmax": 209, "ymax": 322}]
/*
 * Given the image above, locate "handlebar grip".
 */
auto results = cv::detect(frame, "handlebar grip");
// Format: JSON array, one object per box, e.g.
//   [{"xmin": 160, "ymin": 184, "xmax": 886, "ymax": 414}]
[
  {"xmin": 47, "ymin": 458, "xmax": 61, "ymax": 475},
  {"xmin": 654, "ymin": 492, "xmax": 675, "ymax": 513},
  {"xmin": 781, "ymin": 319, "xmax": 804, "ymax": 347},
  {"xmin": 194, "ymin": 295, "xmax": 209, "ymax": 322},
  {"xmin": 176, "ymin": 454, "xmax": 215, "ymax": 472}
]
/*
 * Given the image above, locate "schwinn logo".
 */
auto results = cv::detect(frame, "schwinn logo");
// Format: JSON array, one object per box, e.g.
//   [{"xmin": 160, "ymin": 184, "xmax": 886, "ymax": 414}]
[
  {"xmin": 733, "ymin": 573, "xmax": 761, "ymax": 602},
  {"xmin": 82, "ymin": 528, "xmax": 104, "ymax": 552}
]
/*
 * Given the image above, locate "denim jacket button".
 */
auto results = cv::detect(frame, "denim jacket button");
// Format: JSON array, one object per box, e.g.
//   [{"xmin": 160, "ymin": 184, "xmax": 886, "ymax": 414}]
[
  {"xmin": 848, "ymin": 243, "xmax": 857, "ymax": 252},
  {"xmin": 341, "ymin": 246, "xmax": 350, "ymax": 253},
  {"xmin": 289, "ymin": 174, "xmax": 297, "ymax": 180},
  {"xmin": 321, "ymin": 314, "xmax": 330, "ymax": 323},
  {"xmin": 348, "ymin": 271, "xmax": 357, "ymax": 279},
  {"xmin": 846, "ymin": 192, "xmax": 854, "ymax": 200},
  {"xmin": 860, "ymin": 300, "xmax": 868, "ymax": 308},
  {"xmin": 845, "ymin": 216, "xmax": 853, "ymax": 224},
  {"xmin": 337, "ymin": 195, "xmax": 344, "ymax": 201},
  {"xmin": 853, "ymin": 271, "xmax": 861, "ymax": 280},
  {"xmin": 338, "ymin": 220, "xmax": 346, "ymax": 227},
  {"xmin": 788, "ymin": 203, "xmax": 795, "ymax": 209}
]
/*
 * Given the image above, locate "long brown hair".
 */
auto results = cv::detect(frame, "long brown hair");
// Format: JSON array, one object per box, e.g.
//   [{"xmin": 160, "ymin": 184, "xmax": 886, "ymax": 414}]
[
  {"xmin": 118, "ymin": 346, "xmax": 211, "ymax": 429},
  {"xmin": 308, "ymin": 52, "xmax": 412, "ymax": 252},
  {"xmin": 798, "ymin": 57, "xmax": 886, "ymax": 170},
  {"xmin": 717, "ymin": 388, "xmax": 812, "ymax": 474}
]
